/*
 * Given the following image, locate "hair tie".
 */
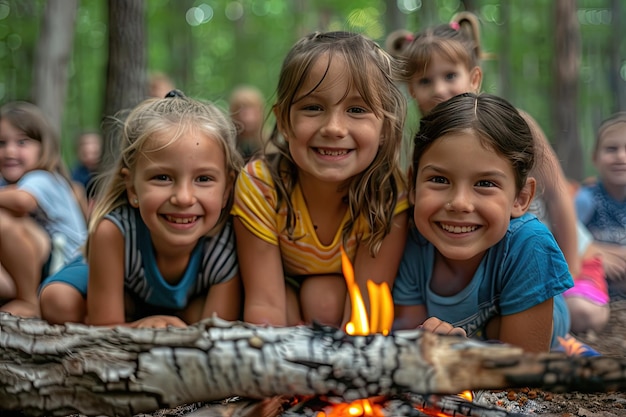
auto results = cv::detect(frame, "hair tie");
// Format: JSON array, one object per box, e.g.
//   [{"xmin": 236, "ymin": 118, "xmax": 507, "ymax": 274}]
[
  {"xmin": 450, "ymin": 21, "xmax": 460, "ymax": 31},
  {"xmin": 405, "ymin": 33, "xmax": 414, "ymax": 42},
  {"xmin": 164, "ymin": 89, "xmax": 185, "ymax": 98}
]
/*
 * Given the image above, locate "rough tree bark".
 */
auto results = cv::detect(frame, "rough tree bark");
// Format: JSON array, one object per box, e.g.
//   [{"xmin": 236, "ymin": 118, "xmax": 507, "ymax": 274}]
[
  {"xmin": 32, "ymin": 0, "xmax": 78, "ymax": 137},
  {"xmin": 1, "ymin": 313, "xmax": 626, "ymax": 416},
  {"xmin": 553, "ymin": 0, "xmax": 583, "ymax": 180}
]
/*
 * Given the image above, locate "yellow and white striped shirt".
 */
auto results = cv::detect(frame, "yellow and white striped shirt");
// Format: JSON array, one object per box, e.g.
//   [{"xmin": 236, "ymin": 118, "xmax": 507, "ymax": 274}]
[{"xmin": 232, "ymin": 159, "xmax": 408, "ymax": 278}]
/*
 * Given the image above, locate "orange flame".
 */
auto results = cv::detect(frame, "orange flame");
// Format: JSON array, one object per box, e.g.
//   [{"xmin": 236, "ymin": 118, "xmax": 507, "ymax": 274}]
[
  {"xmin": 340, "ymin": 246, "xmax": 393, "ymax": 336},
  {"xmin": 321, "ymin": 250, "xmax": 470, "ymax": 416}
]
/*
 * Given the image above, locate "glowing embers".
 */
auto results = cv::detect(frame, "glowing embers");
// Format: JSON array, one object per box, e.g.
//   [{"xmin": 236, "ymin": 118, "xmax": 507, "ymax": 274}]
[{"xmin": 317, "ymin": 398, "xmax": 385, "ymax": 417}]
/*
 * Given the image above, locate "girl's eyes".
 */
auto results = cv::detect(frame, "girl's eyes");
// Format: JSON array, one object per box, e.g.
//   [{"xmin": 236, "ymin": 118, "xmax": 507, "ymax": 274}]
[
  {"xmin": 347, "ymin": 106, "xmax": 368, "ymax": 114},
  {"xmin": 418, "ymin": 78, "xmax": 431, "ymax": 86},
  {"xmin": 428, "ymin": 176, "xmax": 448, "ymax": 184},
  {"xmin": 0, "ymin": 138, "xmax": 33, "ymax": 147},
  {"xmin": 150, "ymin": 174, "xmax": 215, "ymax": 182},
  {"xmin": 476, "ymin": 179, "xmax": 497, "ymax": 188},
  {"xmin": 427, "ymin": 176, "xmax": 496, "ymax": 188},
  {"xmin": 445, "ymin": 72, "xmax": 458, "ymax": 81},
  {"xmin": 302, "ymin": 104, "xmax": 323, "ymax": 112}
]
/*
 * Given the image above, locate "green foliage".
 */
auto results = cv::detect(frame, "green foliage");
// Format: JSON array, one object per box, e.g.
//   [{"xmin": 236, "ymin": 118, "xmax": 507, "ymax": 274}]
[{"xmin": 0, "ymin": 0, "xmax": 620, "ymax": 178}]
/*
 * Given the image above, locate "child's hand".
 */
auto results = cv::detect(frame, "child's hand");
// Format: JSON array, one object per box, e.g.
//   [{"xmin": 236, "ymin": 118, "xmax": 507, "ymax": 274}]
[
  {"xmin": 130, "ymin": 315, "xmax": 188, "ymax": 329},
  {"xmin": 603, "ymin": 253, "xmax": 626, "ymax": 281},
  {"xmin": 419, "ymin": 317, "xmax": 467, "ymax": 337}
]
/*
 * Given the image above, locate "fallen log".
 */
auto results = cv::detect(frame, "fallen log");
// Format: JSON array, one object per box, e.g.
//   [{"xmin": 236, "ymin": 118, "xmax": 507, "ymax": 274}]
[{"xmin": 1, "ymin": 312, "xmax": 626, "ymax": 416}]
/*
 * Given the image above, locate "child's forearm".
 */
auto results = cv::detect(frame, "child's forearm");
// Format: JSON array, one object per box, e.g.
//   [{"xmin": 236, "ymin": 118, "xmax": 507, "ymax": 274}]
[{"xmin": 0, "ymin": 188, "xmax": 37, "ymax": 216}]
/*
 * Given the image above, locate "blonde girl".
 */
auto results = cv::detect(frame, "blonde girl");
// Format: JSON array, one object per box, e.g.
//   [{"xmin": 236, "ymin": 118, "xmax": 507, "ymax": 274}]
[
  {"xmin": 40, "ymin": 92, "xmax": 243, "ymax": 328},
  {"xmin": 232, "ymin": 31, "xmax": 409, "ymax": 328},
  {"xmin": 0, "ymin": 101, "xmax": 87, "ymax": 318}
]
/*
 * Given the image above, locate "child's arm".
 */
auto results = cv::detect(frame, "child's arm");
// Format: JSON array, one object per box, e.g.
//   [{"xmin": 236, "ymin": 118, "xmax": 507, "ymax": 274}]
[
  {"xmin": 86, "ymin": 219, "xmax": 128, "ymax": 326},
  {"xmin": 497, "ymin": 298, "xmax": 553, "ymax": 353},
  {"xmin": 201, "ymin": 273, "xmax": 242, "ymax": 321},
  {"xmin": 234, "ymin": 218, "xmax": 288, "ymax": 326},
  {"xmin": 352, "ymin": 211, "xmax": 408, "ymax": 326},
  {"xmin": 588, "ymin": 241, "xmax": 626, "ymax": 281},
  {"xmin": 0, "ymin": 188, "xmax": 38, "ymax": 216},
  {"xmin": 521, "ymin": 111, "xmax": 580, "ymax": 277},
  {"xmin": 394, "ymin": 304, "xmax": 428, "ymax": 330},
  {"xmin": 87, "ymin": 219, "xmax": 188, "ymax": 328}
]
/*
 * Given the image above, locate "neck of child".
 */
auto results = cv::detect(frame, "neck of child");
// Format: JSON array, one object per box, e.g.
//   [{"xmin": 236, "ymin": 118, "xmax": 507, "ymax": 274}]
[
  {"xmin": 602, "ymin": 180, "xmax": 626, "ymax": 203},
  {"xmin": 431, "ymin": 250, "xmax": 484, "ymax": 296},
  {"xmin": 298, "ymin": 174, "xmax": 348, "ymax": 205}
]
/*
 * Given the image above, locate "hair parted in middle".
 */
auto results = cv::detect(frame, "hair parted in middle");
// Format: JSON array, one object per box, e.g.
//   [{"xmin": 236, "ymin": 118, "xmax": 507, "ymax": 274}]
[
  {"xmin": 89, "ymin": 93, "xmax": 243, "ymax": 239},
  {"xmin": 266, "ymin": 30, "xmax": 407, "ymax": 256},
  {"xmin": 412, "ymin": 92, "xmax": 535, "ymax": 195}
]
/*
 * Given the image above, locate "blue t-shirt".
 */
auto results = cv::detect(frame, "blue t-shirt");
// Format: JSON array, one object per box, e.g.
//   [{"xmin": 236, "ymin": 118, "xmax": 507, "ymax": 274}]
[
  {"xmin": 393, "ymin": 213, "xmax": 573, "ymax": 349},
  {"xmin": 41, "ymin": 205, "xmax": 238, "ymax": 311},
  {"xmin": 1, "ymin": 170, "xmax": 87, "ymax": 263},
  {"xmin": 575, "ymin": 182, "xmax": 626, "ymax": 245}
]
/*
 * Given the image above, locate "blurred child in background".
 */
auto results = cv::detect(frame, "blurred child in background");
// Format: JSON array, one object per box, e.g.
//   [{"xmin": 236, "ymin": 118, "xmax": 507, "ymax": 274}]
[
  {"xmin": 0, "ymin": 101, "xmax": 87, "ymax": 318},
  {"xmin": 229, "ymin": 85, "xmax": 267, "ymax": 162}
]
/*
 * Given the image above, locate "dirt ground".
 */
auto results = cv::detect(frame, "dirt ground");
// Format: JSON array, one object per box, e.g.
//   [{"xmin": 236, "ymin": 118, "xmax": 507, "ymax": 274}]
[{"xmin": 483, "ymin": 298, "xmax": 626, "ymax": 417}]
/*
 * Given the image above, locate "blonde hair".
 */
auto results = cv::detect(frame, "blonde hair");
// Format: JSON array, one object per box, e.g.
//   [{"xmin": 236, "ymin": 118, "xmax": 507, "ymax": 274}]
[
  {"xmin": 0, "ymin": 101, "xmax": 71, "ymax": 183},
  {"xmin": 266, "ymin": 31, "xmax": 407, "ymax": 256},
  {"xmin": 229, "ymin": 85, "xmax": 264, "ymax": 112},
  {"xmin": 386, "ymin": 11, "xmax": 483, "ymax": 82},
  {"xmin": 89, "ymin": 94, "xmax": 243, "ymax": 247},
  {"xmin": 594, "ymin": 112, "xmax": 626, "ymax": 156}
]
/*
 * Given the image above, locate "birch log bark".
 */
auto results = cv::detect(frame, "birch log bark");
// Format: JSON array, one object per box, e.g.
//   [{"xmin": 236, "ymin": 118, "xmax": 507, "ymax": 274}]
[{"xmin": 1, "ymin": 313, "xmax": 625, "ymax": 416}]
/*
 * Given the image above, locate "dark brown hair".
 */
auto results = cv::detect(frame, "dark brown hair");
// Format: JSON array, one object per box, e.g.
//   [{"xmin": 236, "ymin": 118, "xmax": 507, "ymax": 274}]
[
  {"xmin": 412, "ymin": 93, "xmax": 535, "ymax": 194},
  {"xmin": 266, "ymin": 31, "xmax": 407, "ymax": 255}
]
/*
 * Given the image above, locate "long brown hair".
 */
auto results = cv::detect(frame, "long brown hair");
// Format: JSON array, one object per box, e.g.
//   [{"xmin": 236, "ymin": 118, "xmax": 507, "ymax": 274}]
[
  {"xmin": 265, "ymin": 31, "xmax": 407, "ymax": 256},
  {"xmin": 0, "ymin": 101, "xmax": 71, "ymax": 183}
]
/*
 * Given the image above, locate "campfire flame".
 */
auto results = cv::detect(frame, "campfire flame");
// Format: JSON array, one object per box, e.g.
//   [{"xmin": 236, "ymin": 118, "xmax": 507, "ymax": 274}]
[
  {"xmin": 340, "ymin": 246, "xmax": 393, "ymax": 336},
  {"xmin": 315, "ymin": 248, "xmax": 473, "ymax": 417}
]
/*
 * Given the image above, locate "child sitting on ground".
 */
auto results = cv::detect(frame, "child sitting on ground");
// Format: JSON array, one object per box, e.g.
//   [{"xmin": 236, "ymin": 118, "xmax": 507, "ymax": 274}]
[{"xmin": 0, "ymin": 101, "xmax": 87, "ymax": 318}]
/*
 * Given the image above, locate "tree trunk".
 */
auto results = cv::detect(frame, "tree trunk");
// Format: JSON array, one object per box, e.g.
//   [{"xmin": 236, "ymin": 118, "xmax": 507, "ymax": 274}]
[
  {"xmin": 32, "ymin": 0, "xmax": 78, "ymax": 138},
  {"xmin": 553, "ymin": 0, "xmax": 583, "ymax": 181},
  {"xmin": 2, "ymin": 313, "xmax": 626, "ymax": 417},
  {"xmin": 610, "ymin": 0, "xmax": 625, "ymax": 112},
  {"xmin": 102, "ymin": 0, "xmax": 146, "ymax": 169}
]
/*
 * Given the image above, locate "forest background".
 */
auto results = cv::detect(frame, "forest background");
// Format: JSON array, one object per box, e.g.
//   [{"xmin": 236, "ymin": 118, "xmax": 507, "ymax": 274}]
[{"xmin": 0, "ymin": 0, "xmax": 624, "ymax": 181}]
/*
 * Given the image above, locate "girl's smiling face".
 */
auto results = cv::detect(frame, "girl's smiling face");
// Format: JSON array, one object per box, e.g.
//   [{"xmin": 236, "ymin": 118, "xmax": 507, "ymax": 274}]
[
  {"xmin": 594, "ymin": 122, "xmax": 626, "ymax": 192},
  {"xmin": 282, "ymin": 53, "xmax": 384, "ymax": 187},
  {"xmin": 0, "ymin": 118, "xmax": 42, "ymax": 183},
  {"xmin": 408, "ymin": 51, "xmax": 482, "ymax": 116},
  {"xmin": 124, "ymin": 126, "xmax": 231, "ymax": 253},
  {"xmin": 412, "ymin": 129, "xmax": 531, "ymax": 262}
]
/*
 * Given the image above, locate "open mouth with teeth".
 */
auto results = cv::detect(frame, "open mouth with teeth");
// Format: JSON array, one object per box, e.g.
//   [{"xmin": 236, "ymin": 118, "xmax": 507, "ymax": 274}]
[
  {"xmin": 440, "ymin": 223, "xmax": 479, "ymax": 234},
  {"xmin": 163, "ymin": 214, "xmax": 198, "ymax": 224},
  {"xmin": 315, "ymin": 147, "xmax": 351, "ymax": 156}
]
